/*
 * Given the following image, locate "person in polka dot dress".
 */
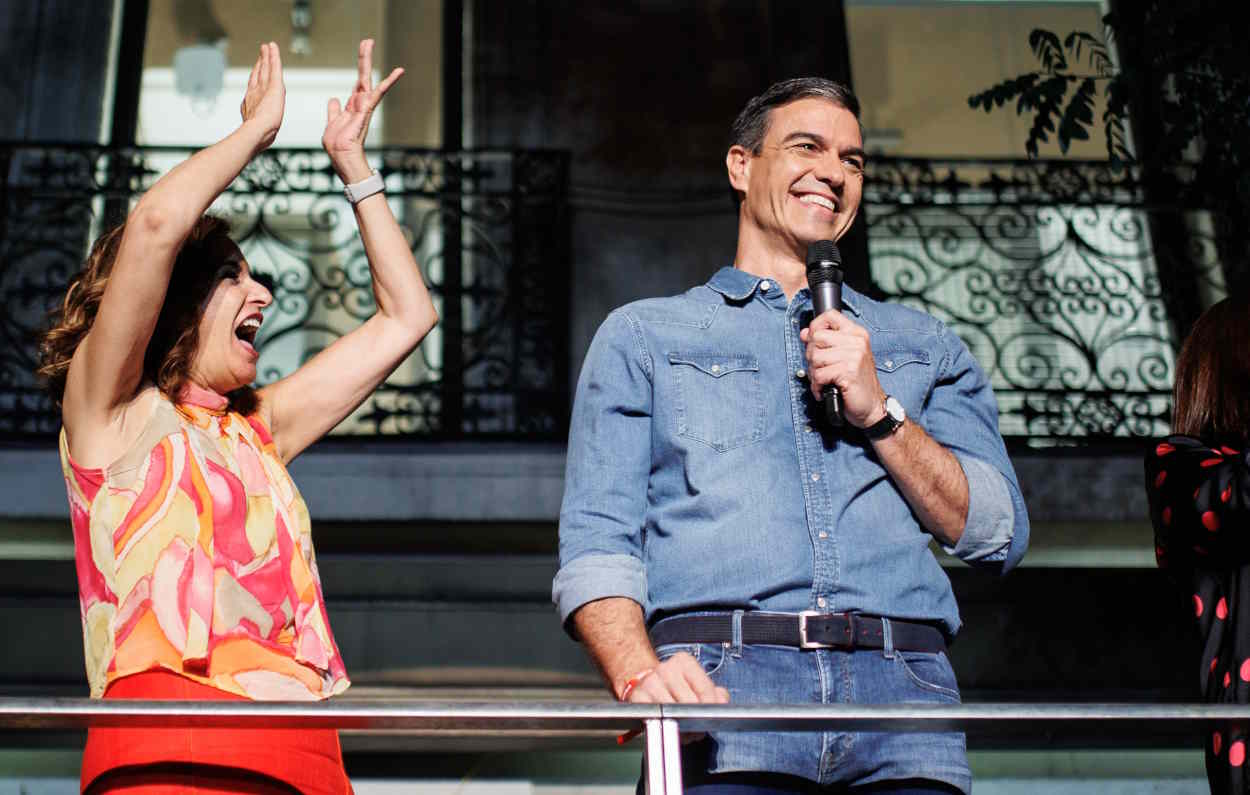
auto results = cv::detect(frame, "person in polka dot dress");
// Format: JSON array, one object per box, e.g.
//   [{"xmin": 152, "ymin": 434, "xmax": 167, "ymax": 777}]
[{"xmin": 1145, "ymin": 295, "xmax": 1250, "ymax": 794}]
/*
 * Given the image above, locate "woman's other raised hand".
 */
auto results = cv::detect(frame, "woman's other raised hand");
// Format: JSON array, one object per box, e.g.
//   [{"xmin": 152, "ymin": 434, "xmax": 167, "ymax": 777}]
[
  {"xmin": 322, "ymin": 39, "xmax": 404, "ymax": 183},
  {"xmin": 257, "ymin": 40, "xmax": 434, "ymax": 463},
  {"xmin": 240, "ymin": 42, "xmax": 286, "ymax": 152}
]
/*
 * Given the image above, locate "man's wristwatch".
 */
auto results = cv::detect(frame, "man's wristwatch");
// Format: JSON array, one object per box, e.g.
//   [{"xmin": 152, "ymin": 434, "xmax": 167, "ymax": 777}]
[
  {"xmin": 863, "ymin": 395, "xmax": 906, "ymax": 440},
  {"xmin": 343, "ymin": 170, "xmax": 385, "ymax": 204}
]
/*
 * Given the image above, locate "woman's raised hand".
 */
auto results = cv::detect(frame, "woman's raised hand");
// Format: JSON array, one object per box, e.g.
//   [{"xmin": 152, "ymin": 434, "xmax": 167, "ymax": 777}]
[
  {"xmin": 240, "ymin": 42, "xmax": 286, "ymax": 152},
  {"xmin": 323, "ymin": 39, "xmax": 404, "ymax": 183}
]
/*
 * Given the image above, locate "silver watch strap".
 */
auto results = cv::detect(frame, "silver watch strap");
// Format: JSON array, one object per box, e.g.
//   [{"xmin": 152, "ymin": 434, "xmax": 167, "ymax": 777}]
[{"xmin": 343, "ymin": 170, "xmax": 385, "ymax": 204}]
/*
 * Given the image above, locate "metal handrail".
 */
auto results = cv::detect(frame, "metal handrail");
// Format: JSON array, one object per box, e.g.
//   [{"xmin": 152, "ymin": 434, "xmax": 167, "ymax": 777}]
[
  {"xmin": 5, "ymin": 698, "xmax": 1250, "ymax": 731},
  {"xmin": 0, "ymin": 698, "xmax": 651, "ymax": 731},
  {"xmin": 1, "ymin": 699, "xmax": 1242, "ymax": 793},
  {"xmin": 659, "ymin": 701, "xmax": 1250, "ymax": 731}
]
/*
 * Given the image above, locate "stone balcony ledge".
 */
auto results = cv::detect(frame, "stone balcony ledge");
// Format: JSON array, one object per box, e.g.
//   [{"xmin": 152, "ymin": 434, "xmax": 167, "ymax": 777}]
[{"xmin": 0, "ymin": 441, "xmax": 1149, "ymax": 524}]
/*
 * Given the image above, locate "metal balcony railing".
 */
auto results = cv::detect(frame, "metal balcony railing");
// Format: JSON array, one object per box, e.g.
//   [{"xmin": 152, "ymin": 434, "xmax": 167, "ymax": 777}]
[
  {"xmin": 863, "ymin": 157, "xmax": 1228, "ymax": 446},
  {"xmin": 1, "ymin": 146, "xmax": 1231, "ymax": 445},
  {"xmin": 1, "ymin": 699, "xmax": 1243, "ymax": 794},
  {"xmin": 0, "ymin": 143, "xmax": 570, "ymax": 440}
]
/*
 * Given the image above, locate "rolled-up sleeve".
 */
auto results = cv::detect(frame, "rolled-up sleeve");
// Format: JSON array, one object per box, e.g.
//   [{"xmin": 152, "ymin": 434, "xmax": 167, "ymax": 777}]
[
  {"xmin": 552, "ymin": 553, "xmax": 648, "ymax": 626},
  {"xmin": 554, "ymin": 310, "xmax": 654, "ymax": 630},
  {"xmin": 943, "ymin": 455, "xmax": 1014, "ymax": 563},
  {"xmin": 926, "ymin": 324, "xmax": 1030, "ymax": 573}
]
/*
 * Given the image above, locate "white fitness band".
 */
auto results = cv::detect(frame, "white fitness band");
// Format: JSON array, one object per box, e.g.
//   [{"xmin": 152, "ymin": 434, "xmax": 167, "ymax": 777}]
[{"xmin": 343, "ymin": 170, "xmax": 385, "ymax": 204}]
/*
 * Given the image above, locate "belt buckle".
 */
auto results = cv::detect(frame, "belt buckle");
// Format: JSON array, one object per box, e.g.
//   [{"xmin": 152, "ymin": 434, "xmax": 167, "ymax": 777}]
[{"xmin": 798, "ymin": 610, "xmax": 834, "ymax": 650}]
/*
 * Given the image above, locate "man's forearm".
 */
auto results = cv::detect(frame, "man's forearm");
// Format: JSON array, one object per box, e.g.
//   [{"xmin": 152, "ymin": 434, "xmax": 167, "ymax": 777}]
[
  {"xmin": 871, "ymin": 420, "xmax": 969, "ymax": 546},
  {"xmin": 571, "ymin": 597, "xmax": 660, "ymax": 698}
]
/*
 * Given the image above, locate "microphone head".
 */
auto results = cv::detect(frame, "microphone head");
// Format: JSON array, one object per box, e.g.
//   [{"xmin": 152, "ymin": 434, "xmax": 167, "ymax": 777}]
[{"xmin": 805, "ymin": 240, "xmax": 843, "ymax": 286}]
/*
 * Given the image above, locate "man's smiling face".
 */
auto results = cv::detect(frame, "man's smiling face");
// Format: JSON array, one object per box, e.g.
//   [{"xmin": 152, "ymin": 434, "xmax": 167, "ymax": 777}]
[{"xmin": 730, "ymin": 97, "xmax": 865, "ymax": 255}]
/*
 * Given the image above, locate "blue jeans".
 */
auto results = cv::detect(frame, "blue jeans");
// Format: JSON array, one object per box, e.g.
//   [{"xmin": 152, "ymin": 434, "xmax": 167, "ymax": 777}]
[
  {"xmin": 673, "ymin": 770, "xmax": 963, "ymax": 795},
  {"xmin": 652, "ymin": 620, "xmax": 970, "ymax": 793}
]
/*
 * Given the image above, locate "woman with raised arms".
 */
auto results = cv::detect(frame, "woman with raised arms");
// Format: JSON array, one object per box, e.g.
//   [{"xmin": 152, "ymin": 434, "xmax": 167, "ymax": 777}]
[{"xmin": 39, "ymin": 40, "xmax": 434, "ymax": 794}]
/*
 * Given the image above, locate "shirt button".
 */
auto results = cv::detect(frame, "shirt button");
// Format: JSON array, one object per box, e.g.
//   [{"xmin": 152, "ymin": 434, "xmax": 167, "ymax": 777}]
[
  {"xmin": 817, "ymin": 597, "xmax": 827, "ymax": 609},
  {"xmin": 804, "ymin": 426, "xmax": 813, "ymax": 434},
  {"xmin": 811, "ymin": 473, "xmax": 821, "ymax": 482},
  {"xmin": 710, "ymin": 364, "xmax": 720, "ymax": 373},
  {"xmin": 818, "ymin": 531, "xmax": 828, "ymax": 539},
  {"xmin": 795, "ymin": 369, "xmax": 806, "ymax": 379},
  {"xmin": 884, "ymin": 359, "xmax": 894, "ymax": 368},
  {"xmin": 759, "ymin": 280, "xmax": 771, "ymax": 292}
]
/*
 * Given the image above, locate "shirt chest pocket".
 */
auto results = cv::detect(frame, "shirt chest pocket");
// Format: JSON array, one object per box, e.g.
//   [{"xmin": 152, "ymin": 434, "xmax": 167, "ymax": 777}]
[
  {"xmin": 668, "ymin": 352, "xmax": 765, "ymax": 452},
  {"xmin": 874, "ymin": 349, "xmax": 932, "ymax": 412}
]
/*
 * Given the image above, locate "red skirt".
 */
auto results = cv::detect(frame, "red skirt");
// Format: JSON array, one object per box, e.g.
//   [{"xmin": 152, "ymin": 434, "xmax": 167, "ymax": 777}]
[{"xmin": 81, "ymin": 671, "xmax": 352, "ymax": 795}]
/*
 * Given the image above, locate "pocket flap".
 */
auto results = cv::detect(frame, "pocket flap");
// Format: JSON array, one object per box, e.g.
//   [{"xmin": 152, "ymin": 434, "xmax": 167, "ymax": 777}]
[
  {"xmin": 875, "ymin": 350, "xmax": 930, "ymax": 373},
  {"xmin": 668, "ymin": 352, "xmax": 760, "ymax": 378}
]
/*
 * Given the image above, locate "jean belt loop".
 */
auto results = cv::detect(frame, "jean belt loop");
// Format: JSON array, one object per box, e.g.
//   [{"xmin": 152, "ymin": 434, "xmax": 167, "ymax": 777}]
[
  {"xmin": 731, "ymin": 609, "xmax": 745, "ymax": 658},
  {"xmin": 881, "ymin": 616, "xmax": 895, "ymax": 660}
]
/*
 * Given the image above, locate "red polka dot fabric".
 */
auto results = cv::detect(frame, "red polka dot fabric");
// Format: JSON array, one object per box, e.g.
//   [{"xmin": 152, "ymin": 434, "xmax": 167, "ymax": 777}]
[
  {"xmin": 1148, "ymin": 436, "xmax": 1248, "ymax": 564},
  {"xmin": 1147, "ymin": 434, "xmax": 1250, "ymax": 792}
]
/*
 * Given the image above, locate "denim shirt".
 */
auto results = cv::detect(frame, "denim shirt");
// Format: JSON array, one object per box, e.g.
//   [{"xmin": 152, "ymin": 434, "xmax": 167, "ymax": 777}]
[{"xmin": 554, "ymin": 267, "xmax": 1029, "ymax": 637}]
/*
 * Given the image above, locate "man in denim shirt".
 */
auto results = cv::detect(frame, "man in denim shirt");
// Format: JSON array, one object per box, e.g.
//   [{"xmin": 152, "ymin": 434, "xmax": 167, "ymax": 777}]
[{"xmin": 553, "ymin": 78, "xmax": 1029, "ymax": 795}]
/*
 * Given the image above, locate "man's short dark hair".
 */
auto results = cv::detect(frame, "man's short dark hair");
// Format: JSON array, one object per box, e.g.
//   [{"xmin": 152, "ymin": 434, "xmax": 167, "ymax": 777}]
[{"xmin": 730, "ymin": 77, "xmax": 861, "ymax": 154}]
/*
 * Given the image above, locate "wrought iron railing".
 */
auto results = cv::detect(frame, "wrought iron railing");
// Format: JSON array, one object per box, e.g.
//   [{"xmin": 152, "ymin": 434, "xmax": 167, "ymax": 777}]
[
  {"xmin": 865, "ymin": 158, "xmax": 1227, "ymax": 446},
  {"xmin": 1, "ymin": 147, "xmax": 1228, "ymax": 446},
  {"xmin": 0, "ymin": 143, "xmax": 570, "ymax": 440}
]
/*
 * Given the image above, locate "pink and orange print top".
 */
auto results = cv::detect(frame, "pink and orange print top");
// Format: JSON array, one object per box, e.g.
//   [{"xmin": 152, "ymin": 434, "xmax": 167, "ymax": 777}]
[{"xmin": 59, "ymin": 386, "xmax": 349, "ymax": 700}]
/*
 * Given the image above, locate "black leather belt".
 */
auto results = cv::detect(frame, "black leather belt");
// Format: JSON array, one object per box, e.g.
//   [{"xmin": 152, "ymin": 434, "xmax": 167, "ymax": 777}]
[{"xmin": 649, "ymin": 612, "xmax": 947, "ymax": 653}]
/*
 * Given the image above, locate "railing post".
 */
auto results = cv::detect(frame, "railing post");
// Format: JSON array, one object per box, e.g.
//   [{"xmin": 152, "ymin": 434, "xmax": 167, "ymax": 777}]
[
  {"xmin": 643, "ymin": 717, "xmax": 683, "ymax": 795},
  {"xmin": 643, "ymin": 718, "xmax": 664, "ymax": 795}
]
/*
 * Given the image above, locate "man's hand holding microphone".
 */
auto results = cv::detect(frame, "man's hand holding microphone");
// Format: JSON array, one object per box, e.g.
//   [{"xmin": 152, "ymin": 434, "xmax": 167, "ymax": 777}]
[{"xmin": 800, "ymin": 241, "xmax": 889, "ymax": 431}]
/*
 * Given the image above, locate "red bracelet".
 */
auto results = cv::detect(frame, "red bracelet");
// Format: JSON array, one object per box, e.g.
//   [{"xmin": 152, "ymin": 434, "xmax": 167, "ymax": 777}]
[{"xmin": 619, "ymin": 668, "xmax": 654, "ymax": 702}]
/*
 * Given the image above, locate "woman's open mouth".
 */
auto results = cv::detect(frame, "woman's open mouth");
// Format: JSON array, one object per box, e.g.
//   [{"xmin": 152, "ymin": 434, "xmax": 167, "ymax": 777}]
[{"xmin": 234, "ymin": 313, "xmax": 263, "ymax": 358}]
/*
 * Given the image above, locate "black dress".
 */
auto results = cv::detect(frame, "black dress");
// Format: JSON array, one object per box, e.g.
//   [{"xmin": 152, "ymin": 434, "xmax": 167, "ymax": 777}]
[{"xmin": 1146, "ymin": 435, "xmax": 1250, "ymax": 792}]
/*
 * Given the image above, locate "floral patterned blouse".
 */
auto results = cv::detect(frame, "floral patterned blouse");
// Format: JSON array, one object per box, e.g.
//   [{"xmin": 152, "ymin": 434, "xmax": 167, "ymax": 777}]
[
  {"xmin": 60, "ymin": 386, "xmax": 349, "ymax": 700},
  {"xmin": 1146, "ymin": 434, "xmax": 1250, "ymax": 791}
]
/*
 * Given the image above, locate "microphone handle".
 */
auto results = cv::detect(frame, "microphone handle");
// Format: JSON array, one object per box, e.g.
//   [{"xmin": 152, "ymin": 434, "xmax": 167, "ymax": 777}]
[
  {"xmin": 823, "ymin": 384, "xmax": 843, "ymax": 427},
  {"xmin": 811, "ymin": 280, "xmax": 844, "ymax": 427}
]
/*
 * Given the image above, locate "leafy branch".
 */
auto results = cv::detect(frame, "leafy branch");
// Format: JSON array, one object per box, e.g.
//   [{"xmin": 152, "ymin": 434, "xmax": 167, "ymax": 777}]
[
  {"xmin": 969, "ymin": 3, "xmax": 1250, "ymax": 197},
  {"xmin": 968, "ymin": 0, "xmax": 1250, "ymax": 304},
  {"xmin": 968, "ymin": 26, "xmax": 1127, "ymax": 160}
]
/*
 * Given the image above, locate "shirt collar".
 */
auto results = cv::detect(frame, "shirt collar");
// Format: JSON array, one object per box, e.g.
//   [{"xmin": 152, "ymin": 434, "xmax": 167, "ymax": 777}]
[
  {"xmin": 706, "ymin": 265, "xmax": 862, "ymax": 316},
  {"xmin": 706, "ymin": 266, "xmax": 761, "ymax": 301},
  {"xmin": 178, "ymin": 381, "xmax": 229, "ymax": 414}
]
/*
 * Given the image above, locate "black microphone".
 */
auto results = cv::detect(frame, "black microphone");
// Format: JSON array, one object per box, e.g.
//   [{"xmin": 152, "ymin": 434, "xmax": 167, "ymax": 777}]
[{"xmin": 806, "ymin": 240, "xmax": 844, "ymax": 427}]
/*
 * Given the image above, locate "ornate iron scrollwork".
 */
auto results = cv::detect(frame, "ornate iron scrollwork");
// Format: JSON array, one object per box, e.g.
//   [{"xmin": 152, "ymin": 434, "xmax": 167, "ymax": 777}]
[
  {"xmin": 1, "ymin": 148, "xmax": 1227, "ymax": 445},
  {"xmin": 866, "ymin": 157, "xmax": 1225, "ymax": 445},
  {"xmin": 0, "ymin": 144, "xmax": 569, "ymax": 440}
]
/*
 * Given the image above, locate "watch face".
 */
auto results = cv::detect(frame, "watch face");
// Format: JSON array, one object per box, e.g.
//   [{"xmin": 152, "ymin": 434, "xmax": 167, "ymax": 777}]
[
  {"xmin": 885, "ymin": 396, "xmax": 905, "ymax": 423},
  {"xmin": 865, "ymin": 396, "xmax": 906, "ymax": 440}
]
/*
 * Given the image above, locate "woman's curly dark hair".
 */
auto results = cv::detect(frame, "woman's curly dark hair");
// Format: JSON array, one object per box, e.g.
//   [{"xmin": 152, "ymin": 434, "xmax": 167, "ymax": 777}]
[{"xmin": 38, "ymin": 214, "xmax": 257, "ymax": 414}]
